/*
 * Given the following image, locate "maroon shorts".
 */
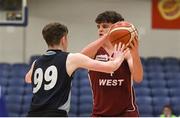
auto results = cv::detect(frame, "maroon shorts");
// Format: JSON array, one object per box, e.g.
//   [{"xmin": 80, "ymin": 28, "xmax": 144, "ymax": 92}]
[
  {"xmin": 92, "ymin": 109, "xmax": 139, "ymax": 117},
  {"xmin": 121, "ymin": 110, "xmax": 139, "ymax": 117}
]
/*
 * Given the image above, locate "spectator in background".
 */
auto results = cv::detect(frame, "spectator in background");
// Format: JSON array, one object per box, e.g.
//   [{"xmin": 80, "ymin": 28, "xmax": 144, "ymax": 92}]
[{"xmin": 160, "ymin": 104, "xmax": 176, "ymax": 118}]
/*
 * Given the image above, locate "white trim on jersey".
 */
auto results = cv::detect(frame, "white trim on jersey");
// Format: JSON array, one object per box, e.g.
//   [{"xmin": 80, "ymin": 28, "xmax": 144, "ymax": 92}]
[
  {"xmin": 127, "ymin": 75, "xmax": 136, "ymax": 112},
  {"xmin": 58, "ymin": 91, "xmax": 71, "ymax": 113}
]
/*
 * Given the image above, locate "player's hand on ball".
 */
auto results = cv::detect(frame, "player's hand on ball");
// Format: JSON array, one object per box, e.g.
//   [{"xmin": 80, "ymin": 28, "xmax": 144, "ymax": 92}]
[{"xmin": 112, "ymin": 42, "xmax": 127, "ymax": 61}]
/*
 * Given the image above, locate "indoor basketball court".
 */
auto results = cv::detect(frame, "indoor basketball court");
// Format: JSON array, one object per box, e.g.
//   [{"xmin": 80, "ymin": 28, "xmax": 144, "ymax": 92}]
[{"xmin": 0, "ymin": 0, "xmax": 180, "ymax": 117}]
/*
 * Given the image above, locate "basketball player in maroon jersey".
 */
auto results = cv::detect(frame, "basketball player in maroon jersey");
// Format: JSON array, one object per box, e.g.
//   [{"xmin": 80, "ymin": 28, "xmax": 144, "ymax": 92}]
[{"xmin": 81, "ymin": 11, "xmax": 143, "ymax": 117}]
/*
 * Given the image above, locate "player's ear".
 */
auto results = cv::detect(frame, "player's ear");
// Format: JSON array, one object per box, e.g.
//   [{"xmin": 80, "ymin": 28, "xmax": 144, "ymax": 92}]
[
  {"xmin": 61, "ymin": 36, "xmax": 66, "ymax": 44},
  {"xmin": 61, "ymin": 36, "xmax": 68, "ymax": 51}
]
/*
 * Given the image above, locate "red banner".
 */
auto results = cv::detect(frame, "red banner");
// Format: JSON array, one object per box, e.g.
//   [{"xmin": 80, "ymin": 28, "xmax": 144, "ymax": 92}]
[{"xmin": 152, "ymin": 0, "xmax": 180, "ymax": 29}]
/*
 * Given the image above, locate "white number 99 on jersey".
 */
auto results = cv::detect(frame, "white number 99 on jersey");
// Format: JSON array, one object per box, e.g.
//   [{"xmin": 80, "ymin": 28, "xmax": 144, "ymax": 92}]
[{"xmin": 33, "ymin": 65, "xmax": 58, "ymax": 93}]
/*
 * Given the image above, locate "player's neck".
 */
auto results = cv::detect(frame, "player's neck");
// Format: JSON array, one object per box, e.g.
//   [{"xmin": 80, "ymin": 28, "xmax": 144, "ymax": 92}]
[
  {"xmin": 103, "ymin": 41, "xmax": 114, "ymax": 56},
  {"xmin": 103, "ymin": 40, "xmax": 113, "ymax": 49},
  {"xmin": 48, "ymin": 45, "xmax": 64, "ymax": 51}
]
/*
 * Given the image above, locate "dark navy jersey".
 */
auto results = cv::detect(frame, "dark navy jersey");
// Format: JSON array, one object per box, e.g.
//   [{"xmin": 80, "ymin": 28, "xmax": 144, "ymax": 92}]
[{"xmin": 29, "ymin": 50, "xmax": 73, "ymax": 114}]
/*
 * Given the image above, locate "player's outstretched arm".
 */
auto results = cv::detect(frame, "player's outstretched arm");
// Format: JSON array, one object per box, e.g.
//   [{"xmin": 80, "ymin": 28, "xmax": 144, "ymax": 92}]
[
  {"xmin": 81, "ymin": 34, "xmax": 108, "ymax": 58},
  {"xmin": 67, "ymin": 43, "xmax": 127, "ymax": 76}
]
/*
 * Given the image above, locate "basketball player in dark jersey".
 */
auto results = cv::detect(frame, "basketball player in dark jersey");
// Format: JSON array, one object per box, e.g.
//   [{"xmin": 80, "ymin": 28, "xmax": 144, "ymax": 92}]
[
  {"xmin": 81, "ymin": 11, "xmax": 143, "ymax": 117},
  {"xmin": 25, "ymin": 22, "xmax": 128, "ymax": 117}
]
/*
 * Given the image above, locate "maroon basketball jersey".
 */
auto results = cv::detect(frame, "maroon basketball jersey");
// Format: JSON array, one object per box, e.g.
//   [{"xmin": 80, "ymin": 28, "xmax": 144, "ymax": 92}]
[{"xmin": 89, "ymin": 47, "xmax": 139, "ymax": 116}]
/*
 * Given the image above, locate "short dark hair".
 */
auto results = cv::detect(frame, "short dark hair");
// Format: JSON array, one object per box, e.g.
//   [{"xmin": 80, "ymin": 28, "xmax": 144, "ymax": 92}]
[
  {"xmin": 95, "ymin": 11, "xmax": 124, "ymax": 24},
  {"xmin": 163, "ymin": 104, "xmax": 173, "ymax": 111},
  {"xmin": 42, "ymin": 22, "xmax": 68, "ymax": 46}
]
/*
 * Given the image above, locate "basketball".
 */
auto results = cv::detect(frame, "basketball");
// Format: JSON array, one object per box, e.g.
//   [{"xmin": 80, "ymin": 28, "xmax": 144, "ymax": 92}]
[{"xmin": 108, "ymin": 21, "xmax": 138, "ymax": 46}]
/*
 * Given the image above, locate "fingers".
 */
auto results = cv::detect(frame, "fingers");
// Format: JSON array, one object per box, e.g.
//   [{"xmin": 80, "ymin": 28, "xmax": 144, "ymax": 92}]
[
  {"xmin": 123, "ymin": 48, "xmax": 130, "ymax": 55},
  {"xmin": 128, "ymin": 37, "xmax": 138, "ymax": 49},
  {"xmin": 117, "ymin": 42, "xmax": 122, "ymax": 51},
  {"xmin": 114, "ymin": 42, "xmax": 126, "ymax": 52},
  {"xmin": 114, "ymin": 44, "xmax": 117, "ymax": 52},
  {"xmin": 129, "ymin": 42, "xmax": 134, "ymax": 49},
  {"xmin": 135, "ymin": 36, "xmax": 139, "ymax": 46},
  {"xmin": 133, "ymin": 35, "xmax": 139, "ymax": 46},
  {"xmin": 121, "ymin": 43, "xmax": 126, "ymax": 52}
]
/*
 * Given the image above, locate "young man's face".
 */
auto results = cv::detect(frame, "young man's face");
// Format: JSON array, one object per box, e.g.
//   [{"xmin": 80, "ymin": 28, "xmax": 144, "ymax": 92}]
[
  {"xmin": 97, "ymin": 22, "xmax": 113, "ymax": 37},
  {"xmin": 163, "ymin": 107, "xmax": 172, "ymax": 117}
]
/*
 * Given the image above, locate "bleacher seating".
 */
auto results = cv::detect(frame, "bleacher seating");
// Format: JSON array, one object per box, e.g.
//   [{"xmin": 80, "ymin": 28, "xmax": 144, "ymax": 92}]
[
  {"xmin": 21, "ymin": 94, "xmax": 32, "ymax": 116},
  {"xmin": 163, "ymin": 57, "xmax": 179, "ymax": 66},
  {"xmin": 1, "ymin": 56, "xmax": 180, "ymax": 117},
  {"xmin": 0, "ymin": 63, "xmax": 11, "ymax": 78},
  {"xmin": 70, "ymin": 68, "xmax": 92, "ymax": 117},
  {"xmin": 167, "ymin": 78, "xmax": 180, "ymax": 89},
  {"xmin": 170, "ymin": 96, "xmax": 180, "ymax": 115},
  {"xmin": 149, "ymin": 79, "xmax": 166, "ymax": 88},
  {"xmin": 134, "ymin": 79, "xmax": 149, "ymax": 89},
  {"xmin": 147, "ymin": 71, "xmax": 165, "ymax": 80},
  {"xmin": 135, "ymin": 87, "xmax": 151, "ymax": 97},
  {"xmin": 169, "ymin": 87, "xmax": 180, "ymax": 97},
  {"xmin": 69, "ymin": 69, "xmax": 80, "ymax": 116},
  {"xmin": 146, "ymin": 57, "xmax": 163, "ymax": 66},
  {"xmin": 146, "ymin": 65, "xmax": 164, "ymax": 72},
  {"xmin": 136, "ymin": 96, "xmax": 152, "ymax": 106},
  {"xmin": 0, "ymin": 62, "xmax": 32, "ymax": 117},
  {"xmin": 138, "ymin": 105, "xmax": 153, "ymax": 117},
  {"xmin": 152, "ymin": 97, "xmax": 171, "ymax": 116},
  {"xmin": 0, "ymin": 86, "xmax": 8, "ymax": 117},
  {"xmin": 0, "ymin": 77, "xmax": 9, "ymax": 88},
  {"xmin": 136, "ymin": 96, "xmax": 153, "ymax": 116},
  {"xmin": 5, "ymin": 95, "xmax": 23, "ymax": 116},
  {"xmin": 151, "ymin": 88, "xmax": 169, "ymax": 97},
  {"xmin": 11, "ymin": 63, "xmax": 29, "ymax": 77},
  {"xmin": 164, "ymin": 65, "xmax": 180, "ymax": 72}
]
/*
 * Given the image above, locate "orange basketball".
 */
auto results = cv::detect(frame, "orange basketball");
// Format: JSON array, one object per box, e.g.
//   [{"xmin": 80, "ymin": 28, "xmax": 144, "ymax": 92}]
[{"xmin": 108, "ymin": 21, "xmax": 138, "ymax": 46}]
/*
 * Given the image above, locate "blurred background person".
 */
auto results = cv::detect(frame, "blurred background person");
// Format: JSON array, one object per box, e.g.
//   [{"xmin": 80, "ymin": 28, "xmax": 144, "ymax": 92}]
[{"xmin": 160, "ymin": 105, "xmax": 176, "ymax": 118}]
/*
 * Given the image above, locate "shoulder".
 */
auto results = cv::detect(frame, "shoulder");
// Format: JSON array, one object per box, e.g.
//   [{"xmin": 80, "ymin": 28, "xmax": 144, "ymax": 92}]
[
  {"xmin": 67, "ymin": 53, "xmax": 80, "ymax": 58},
  {"xmin": 67, "ymin": 53, "xmax": 83, "ymax": 62},
  {"xmin": 66, "ymin": 53, "xmax": 83, "ymax": 76},
  {"xmin": 67, "ymin": 53, "xmax": 91, "ymax": 68}
]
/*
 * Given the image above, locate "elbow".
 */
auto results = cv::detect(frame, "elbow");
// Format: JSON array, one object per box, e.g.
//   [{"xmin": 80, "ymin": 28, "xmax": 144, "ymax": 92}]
[{"xmin": 134, "ymin": 77, "xmax": 143, "ymax": 83}]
